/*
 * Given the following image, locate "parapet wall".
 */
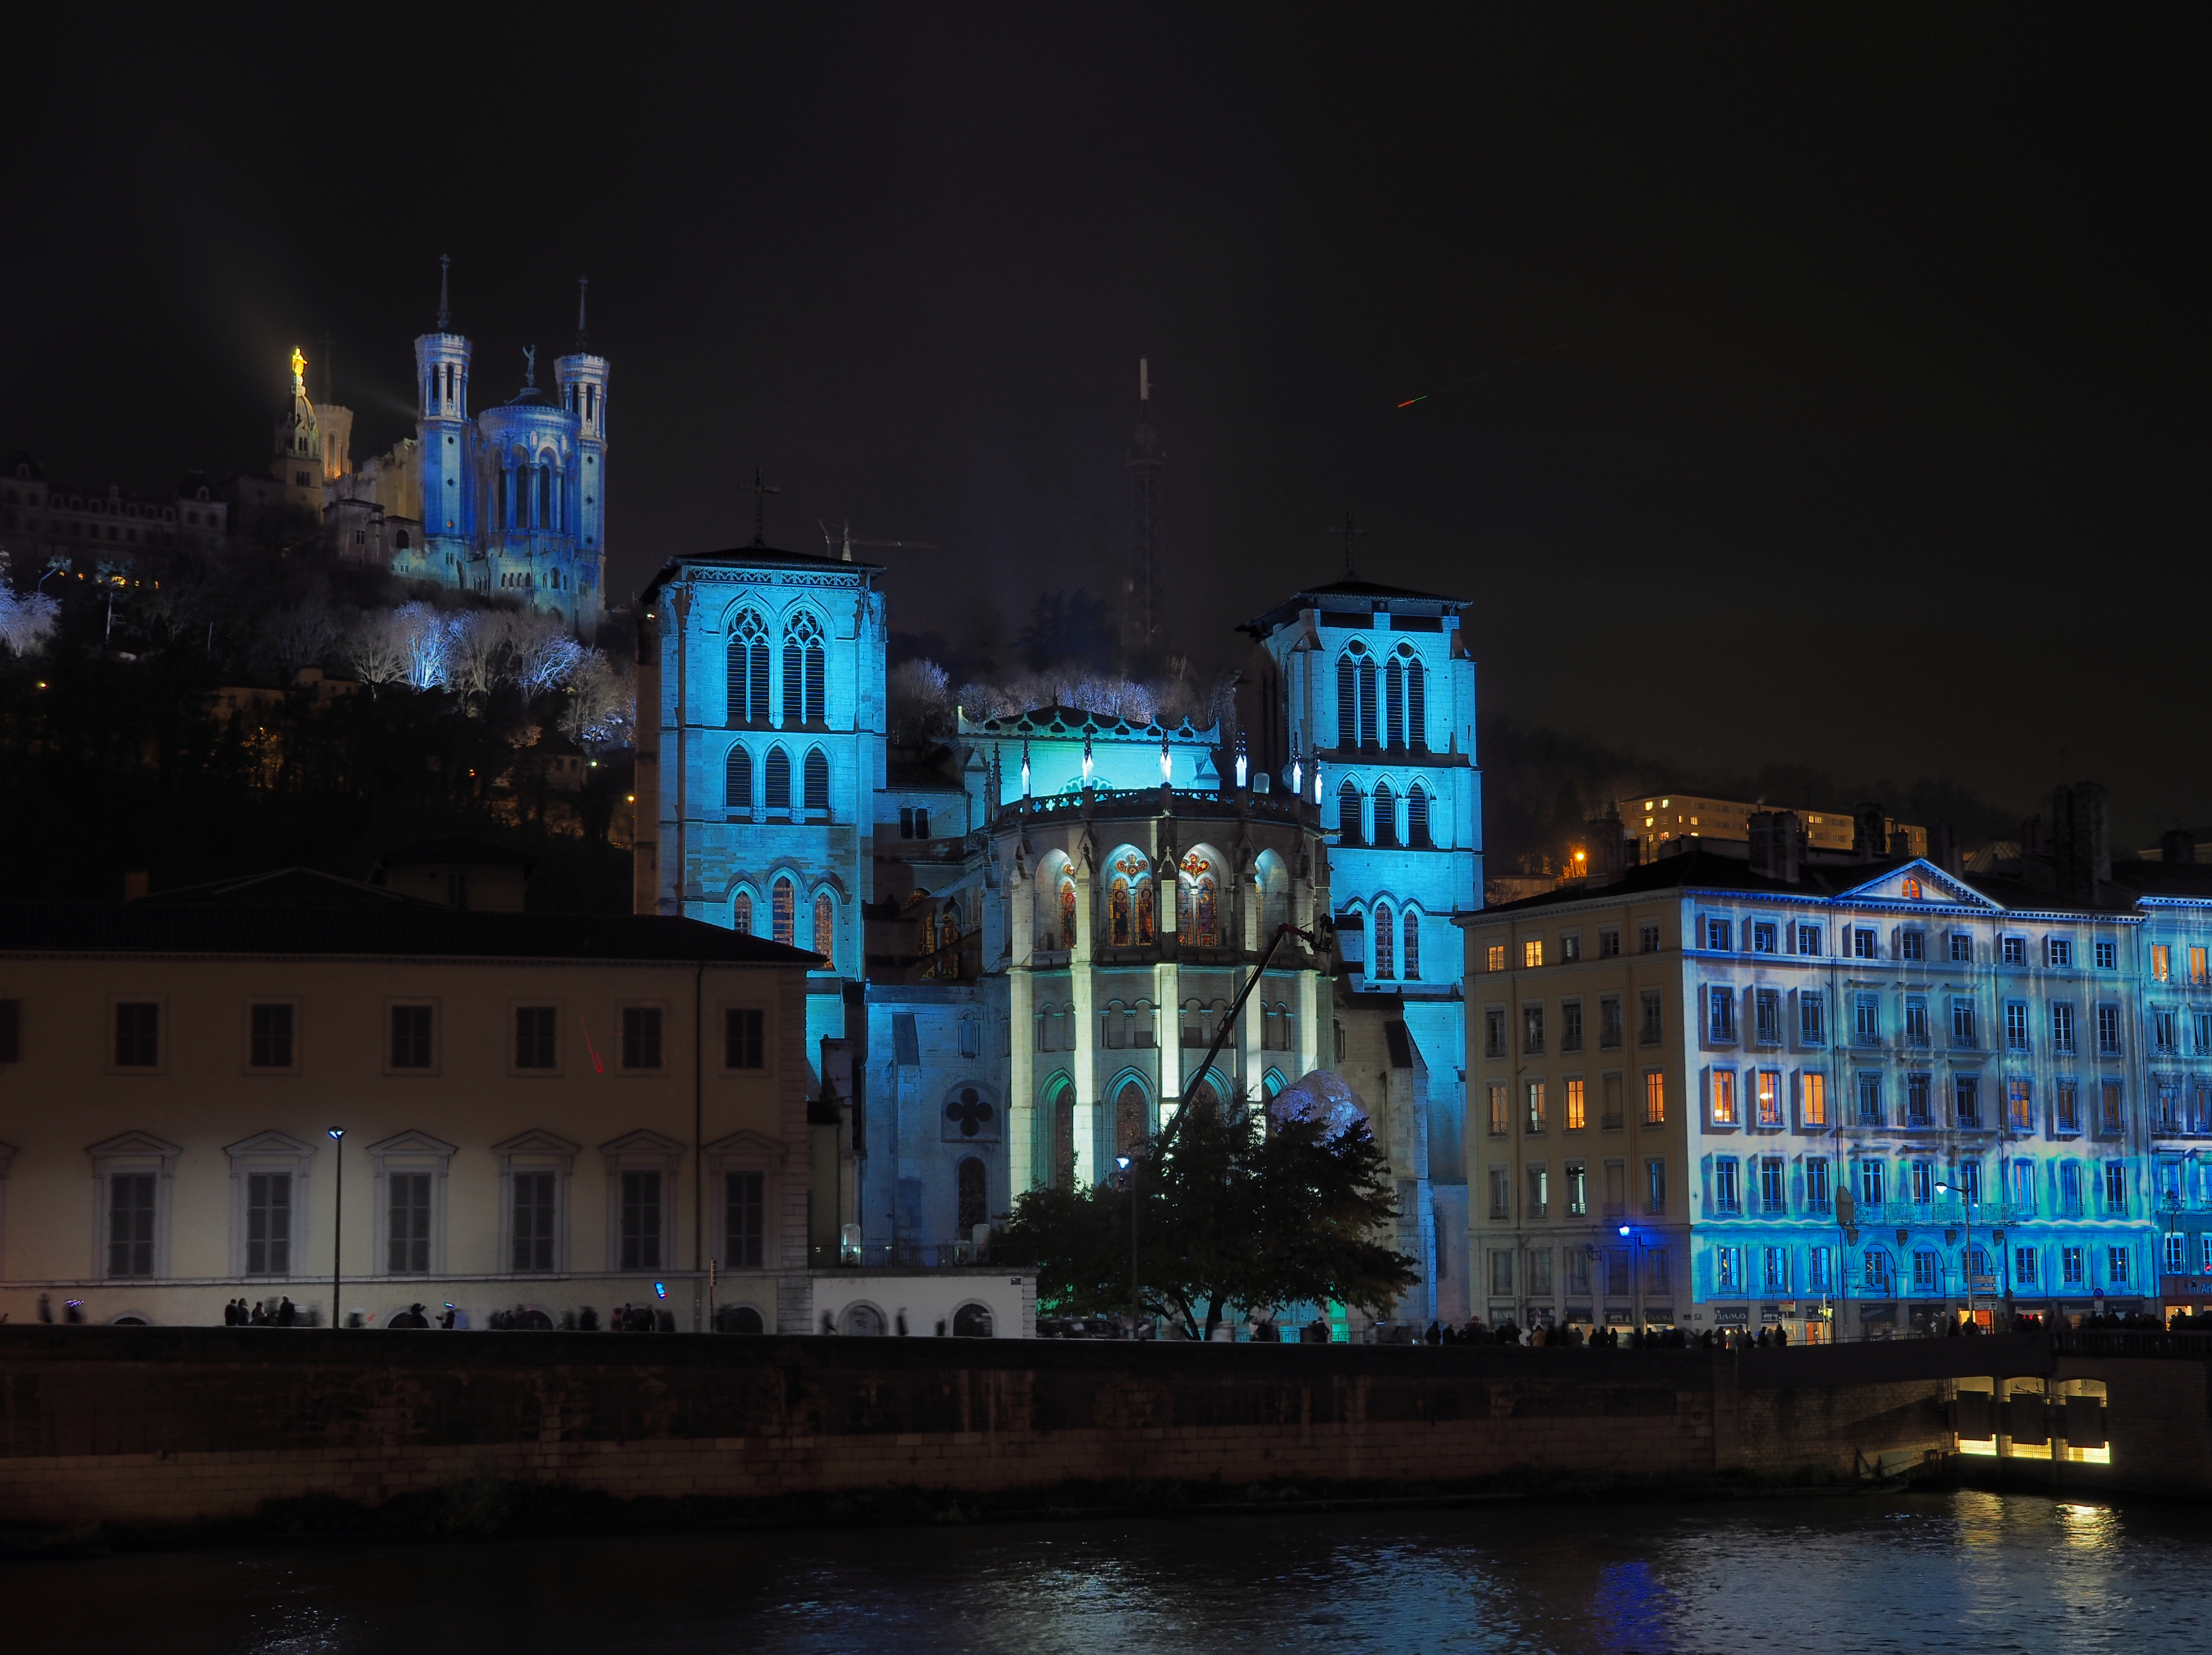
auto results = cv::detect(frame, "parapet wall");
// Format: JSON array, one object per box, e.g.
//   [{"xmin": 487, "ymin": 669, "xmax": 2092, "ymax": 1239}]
[{"xmin": 0, "ymin": 1326, "xmax": 1984, "ymax": 1527}]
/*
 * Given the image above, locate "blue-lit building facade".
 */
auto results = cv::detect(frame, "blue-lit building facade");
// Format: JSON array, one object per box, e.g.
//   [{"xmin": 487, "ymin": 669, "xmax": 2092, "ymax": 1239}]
[
  {"xmin": 1469, "ymin": 828, "xmax": 2212, "ymax": 1337},
  {"xmin": 636, "ymin": 551, "xmax": 1483, "ymax": 1325}
]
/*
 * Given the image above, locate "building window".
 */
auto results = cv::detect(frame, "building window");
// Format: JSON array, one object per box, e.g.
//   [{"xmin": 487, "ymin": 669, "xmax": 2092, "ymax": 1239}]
[
  {"xmin": 1640, "ymin": 923, "xmax": 1661, "ymax": 954},
  {"xmin": 726, "ymin": 1007, "xmax": 766, "ymax": 1069},
  {"xmin": 2097, "ymin": 1004, "xmax": 2121, "ymax": 1055},
  {"xmin": 1523, "ymin": 1004, "xmax": 1545, "ymax": 1054},
  {"xmin": 248, "ymin": 1003, "xmax": 295, "ymax": 1069},
  {"xmin": 2051, "ymin": 1002, "xmax": 2076, "ymax": 1054},
  {"xmin": 1407, "ymin": 784, "xmax": 1432, "ymax": 847},
  {"xmin": 1711, "ymin": 1069, "xmax": 1738, "ymax": 1126},
  {"xmin": 1644, "ymin": 1071, "xmax": 1665, "ymax": 1126},
  {"xmin": 1852, "ymin": 928, "xmax": 1878, "ymax": 961},
  {"xmin": 2046, "ymin": 937, "xmax": 2073, "ymax": 968},
  {"xmin": 1706, "ymin": 918, "xmax": 1733, "ymax": 952},
  {"xmin": 765, "ymin": 747, "xmax": 792, "ymax": 817},
  {"xmin": 1486, "ymin": 944, "xmax": 1505, "ymax": 972},
  {"xmin": 1488, "ymin": 1083, "xmax": 1509, "ymax": 1136},
  {"xmin": 1403, "ymin": 911, "xmax": 1422, "ymax": 979},
  {"xmin": 2015, "ymin": 1246, "xmax": 2039, "ymax": 1287},
  {"xmin": 2055, "ymin": 1079, "xmax": 2080, "ymax": 1134},
  {"xmin": 1708, "ymin": 987, "xmax": 1736, "ymax": 1043},
  {"xmin": 1372, "ymin": 779, "xmax": 1398, "ymax": 848},
  {"xmin": 1802, "ymin": 1072, "xmax": 1827, "ymax": 1128},
  {"xmin": 622, "ymin": 1006, "xmax": 664, "ymax": 1071},
  {"xmin": 1714, "ymin": 1157, "xmax": 1740, "ymax": 1212},
  {"xmin": 804, "ymin": 749, "xmax": 830, "ymax": 817},
  {"xmin": 2193, "ymin": 947, "xmax": 2209, "ymax": 986},
  {"xmin": 1484, "ymin": 1007, "xmax": 1506, "ymax": 1058},
  {"xmin": 1907, "ymin": 1073, "xmax": 1933, "ymax": 1127},
  {"xmin": 2102, "ymin": 1160, "xmax": 2128, "ymax": 1216},
  {"xmin": 1599, "ymin": 928, "xmax": 1621, "ymax": 958},
  {"xmin": 115, "ymin": 1001, "xmax": 159, "ymax": 1068},
  {"xmin": 1337, "ymin": 781, "xmax": 1363, "ymax": 846},
  {"xmin": 1753, "ymin": 989, "xmax": 1781, "ymax": 1046},
  {"xmin": 1800, "ymin": 992, "xmax": 1825, "ymax": 1046},
  {"xmin": 2154, "ymin": 1007, "xmax": 2178, "ymax": 1053},
  {"xmin": 1806, "ymin": 1158, "xmax": 1831, "ymax": 1211},
  {"xmin": 1952, "ymin": 999, "xmax": 1977, "ymax": 1048},
  {"xmin": 244, "ymin": 1173, "xmax": 291, "ymax": 1275},
  {"xmin": 1372, "ymin": 903, "xmax": 1396, "ymax": 979},
  {"xmin": 1646, "ymin": 1157, "xmax": 1666, "ymax": 1215},
  {"xmin": 515, "ymin": 1006, "xmax": 557, "ymax": 1069},
  {"xmin": 0, "ymin": 997, "xmax": 17, "ymax": 1063},
  {"xmin": 1524, "ymin": 939, "xmax": 1544, "ymax": 969},
  {"xmin": 1565, "ymin": 1078, "xmax": 1587, "ymax": 1130},
  {"xmin": 2095, "ymin": 939, "xmax": 2116, "ymax": 971},
  {"xmin": 1714, "ymin": 1245, "xmax": 1743, "ymax": 1293},
  {"xmin": 725, "ymin": 745, "xmax": 753, "ymax": 818},
  {"xmin": 1756, "ymin": 1070, "xmax": 1782, "ymax": 1127},
  {"xmin": 773, "ymin": 878, "xmax": 797, "ymax": 945},
  {"xmin": 620, "ymin": 1171, "xmax": 663, "ymax": 1270},
  {"xmin": 1489, "ymin": 1249, "xmax": 1513, "ymax": 1295},
  {"xmin": 1526, "ymin": 1164, "xmax": 1549, "ymax": 1217},
  {"xmin": 108, "ymin": 1173, "xmax": 157, "ymax": 1277},
  {"xmin": 2108, "ymin": 1246, "xmax": 2130, "ymax": 1288},
  {"xmin": 1640, "ymin": 990, "xmax": 1663, "ymax": 1045},
  {"xmin": 1560, "ymin": 931, "xmax": 1582, "ymax": 964},
  {"xmin": 1903, "ymin": 998, "xmax": 1929, "ymax": 1046},
  {"xmin": 387, "ymin": 1173, "xmax": 432, "ymax": 1273},
  {"xmin": 512, "ymin": 1172, "xmax": 557, "ymax": 1272},
  {"xmin": 1526, "ymin": 1081, "xmax": 1547, "ymax": 1133},
  {"xmin": 724, "ymin": 1171, "xmax": 766, "ymax": 1268},
  {"xmin": 1857, "ymin": 1073, "xmax": 1883, "ymax": 1127},
  {"xmin": 2062, "ymin": 1245, "xmax": 2085, "ymax": 1288},
  {"xmin": 1955, "ymin": 1075, "xmax": 1982, "ymax": 1129},
  {"xmin": 1950, "ymin": 933, "xmax": 1973, "ymax": 964},
  {"xmin": 2151, "ymin": 944, "xmax": 2172, "ymax": 983},
  {"xmin": 2001, "ymin": 935, "xmax": 2026, "ymax": 966},
  {"xmin": 782, "ymin": 611, "xmax": 825, "ymax": 723},
  {"xmin": 1488, "ymin": 1166, "xmax": 1511, "ymax": 1219},
  {"xmin": 1797, "ymin": 924, "xmax": 1822, "ymax": 956},
  {"xmin": 1599, "ymin": 995, "xmax": 1623, "ymax": 1048},
  {"xmin": 1751, "ymin": 921, "xmax": 1777, "ymax": 954},
  {"xmin": 1565, "ymin": 1161, "xmax": 1588, "ymax": 1216},
  {"xmin": 814, "ymin": 892, "xmax": 837, "ymax": 967},
  {"xmin": 1854, "ymin": 995, "xmax": 1880, "ymax": 1045},
  {"xmin": 2005, "ymin": 1001, "xmax": 2029, "ymax": 1051},
  {"xmin": 2008, "ymin": 1079, "xmax": 2035, "ymax": 1133},
  {"xmin": 727, "ymin": 609, "xmax": 771, "ymax": 722},
  {"xmin": 1560, "ymin": 998, "xmax": 1583, "ymax": 1052},
  {"xmin": 1899, "ymin": 930, "xmax": 1925, "ymax": 962}
]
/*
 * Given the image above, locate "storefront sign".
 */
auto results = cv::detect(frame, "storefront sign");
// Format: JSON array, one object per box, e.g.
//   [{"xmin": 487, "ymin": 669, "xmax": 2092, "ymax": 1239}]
[
  {"xmin": 1713, "ymin": 1306, "xmax": 1749, "ymax": 1327},
  {"xmin": 2161, "ymin": 1275, "xmax": 2212, "ymax": 1301}
]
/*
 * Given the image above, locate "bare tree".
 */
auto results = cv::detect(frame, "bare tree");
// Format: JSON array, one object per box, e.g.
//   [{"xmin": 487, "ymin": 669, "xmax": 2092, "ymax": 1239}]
[
  {"xmin": 0, "ymin": 587, "xmax": 61, "ymax": 657},
  {"xmin": 344, "ymin": 607, "xmax": 411, "ymax": 686}
]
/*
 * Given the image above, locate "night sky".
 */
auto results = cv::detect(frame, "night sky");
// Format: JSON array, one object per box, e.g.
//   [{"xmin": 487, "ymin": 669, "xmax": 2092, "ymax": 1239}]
[{"xmin": 5, "ymin": 14, "xmax": 2200, "ymax": 841}]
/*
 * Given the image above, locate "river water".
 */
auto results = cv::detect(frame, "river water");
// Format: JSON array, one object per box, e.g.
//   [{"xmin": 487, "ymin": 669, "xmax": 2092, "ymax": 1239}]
[{"xmin": 9, "ymin": 1489, "xmax": 2204, "ymax": 1654}]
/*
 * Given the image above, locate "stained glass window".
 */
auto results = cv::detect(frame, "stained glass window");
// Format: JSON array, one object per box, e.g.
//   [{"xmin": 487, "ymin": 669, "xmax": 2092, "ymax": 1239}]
[
  {"xmin": 772, "ymin": 878, "xmax": 796, "ymax": 946},
  {"xmin": 813, "ymin": 892, "xmax": 835, "ymax": 965}
]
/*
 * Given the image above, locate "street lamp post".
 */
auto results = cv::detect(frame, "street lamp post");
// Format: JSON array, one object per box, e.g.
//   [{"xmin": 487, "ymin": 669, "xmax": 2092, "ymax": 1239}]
[
  {"xmin": 1116, "ymin": 1153, "xmax": 1139, "ymax": 1339},
  {"xmin": 1937, "ymin": 1180, "xmax": 1975, "ymax": 1331},
  {"xmin": 327, "ymin": 1128, "xmax": 345, "ymax": 1327}
]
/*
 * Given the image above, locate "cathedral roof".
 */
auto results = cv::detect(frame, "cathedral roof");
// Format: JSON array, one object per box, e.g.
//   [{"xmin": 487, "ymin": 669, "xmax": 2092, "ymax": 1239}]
[
  {"xmin": 1239, "ymin": 575, "xmax": 1467, "ymax": 639},
  {"xmin": 642, "ymin": 547, "xmax": 887, "ymax": 601}
]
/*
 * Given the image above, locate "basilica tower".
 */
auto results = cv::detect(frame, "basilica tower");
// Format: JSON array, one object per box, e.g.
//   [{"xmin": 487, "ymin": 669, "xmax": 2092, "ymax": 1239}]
[
  {"xmin": 271, "ymin": 346, "xmax": 323, "ymax": 517},
  {"xmin": 554, "ymin": 276, "xmax": 610, "ymax": 632},
  {"xmin": 414, "ymin": 255, "xmax": 475, "ymax": 572}
]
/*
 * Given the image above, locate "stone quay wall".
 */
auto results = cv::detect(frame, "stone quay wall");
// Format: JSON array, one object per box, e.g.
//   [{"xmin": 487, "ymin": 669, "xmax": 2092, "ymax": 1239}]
[{"xmin": 0, "ymin": 1327, "xmax": 2004, "ymax": 1528}]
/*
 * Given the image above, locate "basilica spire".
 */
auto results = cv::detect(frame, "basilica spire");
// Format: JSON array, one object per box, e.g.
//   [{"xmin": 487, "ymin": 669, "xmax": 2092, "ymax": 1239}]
[
  {"xmin": 574, "ymin": 276, "xmax": 589, "ymax": 352},
  {"xmin": 436, "ymin": 254, "xmax": 451, "ymax": 331}
]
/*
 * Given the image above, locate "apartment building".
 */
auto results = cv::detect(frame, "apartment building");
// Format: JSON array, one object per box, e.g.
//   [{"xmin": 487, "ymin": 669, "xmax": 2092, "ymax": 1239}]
[{"xmin": 1465, "ymin": 837, "xmax": 2178, "ymax": 1339}]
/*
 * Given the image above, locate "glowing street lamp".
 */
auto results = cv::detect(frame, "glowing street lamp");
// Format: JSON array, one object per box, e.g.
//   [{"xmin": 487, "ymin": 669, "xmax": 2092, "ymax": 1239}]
[
  {"xmin": 1937, "ymin": 1180, "xmax": 1978, "ymax": 1330},
  {"xmin": 1117, "ymin": 1153, "xmax": 1141, "ymax": 1339}
]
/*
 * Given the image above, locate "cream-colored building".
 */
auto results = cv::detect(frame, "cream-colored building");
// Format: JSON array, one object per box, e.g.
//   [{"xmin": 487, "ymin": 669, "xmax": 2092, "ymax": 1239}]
[
  {"xmin": 1612, "ymin": 792, "xmax": 1926, "ymax": 863},
  {"xmin": 0, "ymin": 897, "xmax": 825, "ymax": 1332}
]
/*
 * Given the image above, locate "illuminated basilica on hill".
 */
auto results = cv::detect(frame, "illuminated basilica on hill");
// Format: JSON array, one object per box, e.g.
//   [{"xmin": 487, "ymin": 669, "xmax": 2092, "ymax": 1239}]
[
  {"xmin": 271, "ymin": 259, "xmax": 610, "ymax": 636},
  {"xmin": 635, "ymin": 533, "xmax": 1485, "ymax": 1327}
]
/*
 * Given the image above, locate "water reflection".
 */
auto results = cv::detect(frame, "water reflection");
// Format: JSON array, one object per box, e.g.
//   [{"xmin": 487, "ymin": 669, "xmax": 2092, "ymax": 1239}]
[{"xmin": 9, "ymin": 1491, "xmax": 2210, "ymax": 1654}]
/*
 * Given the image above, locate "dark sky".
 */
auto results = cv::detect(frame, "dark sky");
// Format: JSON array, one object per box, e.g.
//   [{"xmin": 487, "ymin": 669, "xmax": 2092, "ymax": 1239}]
[{"xmin": 5, "ymin": 13, "xmax": 2201, "ymax": 840}]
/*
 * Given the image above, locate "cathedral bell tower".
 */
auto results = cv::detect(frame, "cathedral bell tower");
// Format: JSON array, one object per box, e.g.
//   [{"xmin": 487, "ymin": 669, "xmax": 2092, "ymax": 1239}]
[
  {"xmin": 414, "ymin": 255, "xmax": 475, "ymax": 577},
  {"xmin": 553, "ymin": 275, "xmax": 610, "ymax": 632}
]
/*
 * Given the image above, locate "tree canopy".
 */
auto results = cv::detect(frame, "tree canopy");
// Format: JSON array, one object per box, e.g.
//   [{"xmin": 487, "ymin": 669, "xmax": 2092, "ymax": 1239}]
[{"xmin": 1002, "ymin": 1091, "xmax": 1418, "ymax": 1341}]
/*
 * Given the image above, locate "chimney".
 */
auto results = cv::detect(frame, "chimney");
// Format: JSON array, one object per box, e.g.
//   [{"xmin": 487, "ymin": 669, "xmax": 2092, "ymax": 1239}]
[
  {"xmin": 2160, "ymin": 828, "xmax": 2198, "ymax": 866},
  {"xmin": 1888, "ymin": 826, "xmax": 1914, "ymax": 858},
  {"xmin": 1933, "ymin": 823, "xmax": 1963, "ymax": 877},
  {"xmin": 123, "ymin": 871, "xmax": 149, "ymax": 902},
  {"xmin": 1747, "ymin": 811, "xmax": 1804, "ymax": 884},
  {"xmin": 1853, "ymin": 803, "xmax": 1886, "ymax": 860},
  {"xmin": 2021, "ymin": 814, "xmax": 2047, "ymax": 858},
  {"xmin": 2050, "ymin": 781, "xmax": 2111, "ymax": 902}
]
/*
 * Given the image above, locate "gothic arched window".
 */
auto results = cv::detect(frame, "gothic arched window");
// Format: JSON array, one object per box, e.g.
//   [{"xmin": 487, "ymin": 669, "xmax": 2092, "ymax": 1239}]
[
  {"xmin": 727, "ymin": 610, "xmax": 770, "ymax": 724},
  {"xmin": 1114, "ymin": 1081, "xmax": 1149, "ymax": 1157},
  {"xmin": 1372, "ymin": 779, "xmax": 1398, "ymax": 848},
  {"xmin": 1357, "ymin": 657, "xmax": 1378, "ymax": 749},
  {"xmin": 1109, "ymin": 877, "xmax": 1132, "ymax": 946},
  {"xmin": 803, "ymin": 748, "xmax": 829, "ymax": 817},
  {"xmin": 725, "ymin": 745, "xmax": 753, "ymax": 819},
  {"xmin": 1336, "ymin": 655, "xmax": 1357, "ymax": 749},
  {"xmin": 733, "ymin": 891, "xmax": 754, "ymax": 935},
  {"xmin": 1403, "ymin": 909, "xmax": 1421, "ymax": 980},
  {"xmin": 813, "ymin": 891, "xmax": 836, "ymax": 966},
  {"xmin": 1384, "ymin": 658, "xmax": 1404, "ymax": 748},
  {"xmin": 764, "ymin": 746, "xmax": 792, "ymax": 817},
  {"xmin": 1179, "ymin": 851, "xmax": 1218, "ymax": 946},
  {"xmin": 1372, "ymin": 901, "xmax": 1396, "ymax": 980},
  {"xmin": 771, "ymin": 877, "xmax": 796, "ymax": 946},
  {"xmin": 1107, "ymin": 852, "xmax": 1151, "ymax": 947},
  {"xmin": 1337, "ymin": 780, "xmax": 1364, "ymax": 847},
  {"xmin": 1407, "ymin": 783, "xmax": 1431, "ymax": 848},
  {"xmin": 782, "ymin": 611, "xmax": 825, "ymax": 724},
  {"xmin": 1406, "ymin": 656, "xmax": 1428, "ymax": 750},
  {"xmin": 1058, "ymin": 876, "xmax": 1078, "ymax": 951}
]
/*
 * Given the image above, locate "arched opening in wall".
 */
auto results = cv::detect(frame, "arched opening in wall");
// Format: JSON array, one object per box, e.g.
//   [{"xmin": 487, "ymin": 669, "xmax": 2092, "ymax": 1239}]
[
  {"xmin": 1384, "ymin": 656, "xmax": 1404, "ymax": 747},
  {"xmin": 714, "ymin": 1304, "xmax": 766, "ymax": 1334},
  {"xmin": 1178, "ymin": 848, "xmax": 1221, "ymax": 946},
  {"xmin": 840, "ymin": 1303, "xmax": 885, "ymax": 1336},
  {"xmin": 725, "ymin": 745, "xmax": 753, "ymax": 820},
  {"xmin": 1403, "ymin": 909, "xmax": 1422, "ymax": 980},
  {"xmin": 1373, "ymin": 779, "xmax": 1398, "ymax": 848},
  {"xmin": 1038, "ymin": 1075, "xmax": 1076, "ymax": 1191},
  {"xmin": 1372, "ymin": 901, "xmax": 1396, "ymax": 980},
  {"xmin": 1114, "ymin": 1080, "xmax": 1150, "ymax": 1156},
  {"xmin": 803, "ymin": 748, "xmax": 829, "ymax": 817},
  {"xmin": 733, "ymin": 890, "xmax": 755, "ymax": 935},
  {"xmin": 1407, "ymin": 783, "xmax": 1431, "ymax": 849},
  {"xmin": 812, "ymin": 891, "xmax": 836, "ymax": 966},
  {"xmin": 1357, "ymin": 656, "xmax": 1378, "ymax": 749},
  {"xmin": 783, "ymin": 611, "xmax": 825, "ymax": 723},
  {"xmin": 764, "ymin": 747, "xmax": 792, "ymax": 817},
  {"xmin": 957, "ymin": 1156, "xmax": 988, "ymax": 1233},
  {"xmin": 728, "ymin": 610, "xmax": 770, "ymax": 723},
  {"xmin": 953, "ymin": 1302, "xmax": 994, "ymax": 1338},
  {"xmin": 1058, "ymin": 872, "xmax": 1078, "ymax": 949},
  {"xmin": 1262, "ymin": 1069, "xmax": 1287, "ymax": 1100},
  {"xmin": 1336, "ymin": 651, "xmax": 1358, "ymax": 748},
  {"xmin": 772, "ymin": 878, "xmax": 797, "ymax": 946},
  {"xmin": 1337, "ymin": 780, "xmax": 1364, "ymax": 847},
  {"xmin": 1406, "ymin": 654, "xmax": 1427, "ymax": 750},
  {"xmin": 1255, "ymin": 851, "xmax": 1290, "ymax": 938}
]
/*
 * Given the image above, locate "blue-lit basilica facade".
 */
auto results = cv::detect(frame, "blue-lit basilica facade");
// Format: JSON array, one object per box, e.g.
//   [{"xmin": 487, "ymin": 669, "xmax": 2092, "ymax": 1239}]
[{"xmin": 638, "ymin": 550, "xmax": 1484, "ymax": 1325}]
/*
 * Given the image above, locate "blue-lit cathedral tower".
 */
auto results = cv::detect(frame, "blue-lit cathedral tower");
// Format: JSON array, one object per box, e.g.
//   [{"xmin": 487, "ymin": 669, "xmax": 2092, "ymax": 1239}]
[{"xmin": 337, "ymin": 259, "xmax": 610, "ymax": 634}]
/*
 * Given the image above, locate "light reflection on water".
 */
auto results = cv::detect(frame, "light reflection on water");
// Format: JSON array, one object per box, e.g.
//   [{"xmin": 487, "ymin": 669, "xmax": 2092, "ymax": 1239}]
[{"xmin": 9, "ymin": 1489, "xmax": 2207, "ymax": 1655}]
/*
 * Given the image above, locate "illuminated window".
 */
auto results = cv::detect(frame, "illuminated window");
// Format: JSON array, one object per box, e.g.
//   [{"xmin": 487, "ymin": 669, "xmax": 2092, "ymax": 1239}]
[
  {"xmin": 1643, "ymin": 1071, "xmax": 1665, "ymax": 1125},
  {"xmin": 1565, "ymin": 1078, "xmax": 1586, "ymax": 1130},
  {"xmin": 2152, "ymin": 944, "xmax": 2172, "ymax": 983},
  {"xmin": 771, "ymin": 878, "xmax": 796, "ymax": 946},
  {"xmin": 1402, "ymin": 910, "xmax": 1421, "ymax": 980},
  {"xmin": 2192, "ymin": 946, "xmax": 2208, "ymax": 985},
  {"xmin": 812, "ymin": 892, "xmax": 836, "ymax": 966},
  {"xmin": 1488, "ymin": 1083, "xmax": 1509, "ymax": 1136},
  {"xmin": 1522, "ymin": 1003, "xmax": 1544, "ymax": 1054},
  {"xmin": 1710, "ymin": 1069, "xmax": 1737, "ymax": 1125},
  {"xmin": 2008, "ymin": 1079, "xmax": 2034, "ymax": 1132},
  {"xmin": 733, "ymin": 891, "xmax": 754, "ymax": 936},
  {"xmin": 1757, "ymin": 1070, "xmax": 1782, "ymax": 1127},
  {"xmin": 1371, "ymin": 902, "xmax": 1395, "ymax": 979},
  {"xmin": 1801, "ymin": 1072, "xmax": 1827, "ymax": 1127},
  {"xmin": 1526, "ymin": 1082, "xmax": 1547, "ymax": 1134},
  {"xmin": 1487, "ymin": 943, "xmax": 1506, "ymax": 972},
  {"xmin": 1524, "ymin": 939, "xmax": 1544, "ymax": 969},
  {"xmin": 2055, "ymin": 1079, "xmax": 2080, "ymax": 1134}
]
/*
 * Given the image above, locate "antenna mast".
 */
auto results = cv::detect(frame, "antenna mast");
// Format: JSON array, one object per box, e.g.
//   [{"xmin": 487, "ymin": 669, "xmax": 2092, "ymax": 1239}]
[{"xmin": 1123, "ymin": 356, "xmax": 1166, "ymax": 659}]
